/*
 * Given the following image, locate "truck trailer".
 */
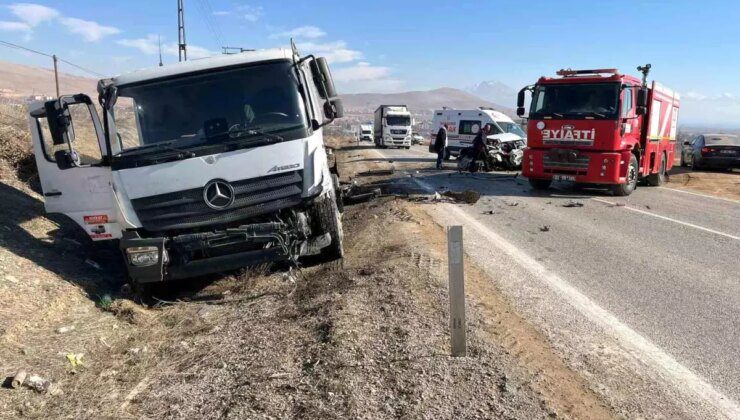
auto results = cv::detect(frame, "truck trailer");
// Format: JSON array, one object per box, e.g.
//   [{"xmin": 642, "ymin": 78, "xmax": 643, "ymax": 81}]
[
  {"xmin": 517, "ymin": 65, "xmax": 680, "ymax": 196},
  {"xmin": 27, "ymin": 47, "xmax": 345, "ymax": 300},
  {"xmin": 374, "ymin": 105, "xmax": 412, "ymax": 149}
]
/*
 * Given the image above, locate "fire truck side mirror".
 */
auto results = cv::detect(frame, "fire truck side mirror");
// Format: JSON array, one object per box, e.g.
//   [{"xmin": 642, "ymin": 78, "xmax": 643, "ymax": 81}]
[
  {"xmin": 517, "ymin": 107, "xmax": 526, "ymax": 117},
  {"xmin": 637, "ymin": 88, "xmax": 648, "ymax": 107},
  {"xmin": 636, "ymin": 106, "xmax": 647, "ymax": 116}
]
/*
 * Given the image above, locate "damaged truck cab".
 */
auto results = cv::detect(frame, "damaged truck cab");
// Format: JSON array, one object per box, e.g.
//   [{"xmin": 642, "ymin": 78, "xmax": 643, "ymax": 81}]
[
  {"xmin": 518, "ymin": 66, "xmax": 680, "ymax": 196},
  {"xmin": 27, "ymin": 48, "xmax": 345, "ymax": 296}
]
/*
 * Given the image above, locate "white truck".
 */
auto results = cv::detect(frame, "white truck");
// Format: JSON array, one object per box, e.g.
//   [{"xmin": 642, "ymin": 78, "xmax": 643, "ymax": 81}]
[
  {"xmin": 431, "ymin": 107, "xmax": 527, "ymax": 159},
  {"xmin": 358, "ymin": 124, "xmax": 373, "ymax": 142},
  {"xmin": 27, "ymin": 48, "xmax": 345, "ymax": 300},
  {"xmin": 374, "ymin": 105, "xmax": 412, "ymax": 149}
]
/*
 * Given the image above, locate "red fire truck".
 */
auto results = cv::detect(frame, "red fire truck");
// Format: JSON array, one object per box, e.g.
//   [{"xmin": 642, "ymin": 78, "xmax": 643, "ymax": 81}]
[{"xmin": 517, "ymin": 65, "xmax": 680, "ymax": 196}]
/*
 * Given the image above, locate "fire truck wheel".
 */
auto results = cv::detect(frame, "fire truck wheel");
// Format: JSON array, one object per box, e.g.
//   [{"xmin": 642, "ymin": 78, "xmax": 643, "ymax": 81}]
[
  {"xmin": 612, "ymin": 154, "xmax": 638, "ymax": 196},
  {"xmin": 528, "ymin": 178, "xmax": 552, "ymax": 190},
  {"xmin": 646, "ymin": 153, "xmax": 666, "ymax": 186}
]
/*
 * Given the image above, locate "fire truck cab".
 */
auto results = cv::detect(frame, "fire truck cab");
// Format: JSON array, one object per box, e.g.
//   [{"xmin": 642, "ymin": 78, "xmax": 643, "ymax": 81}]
[{"xmin": 517, "ymin": 65, "xmax": 680, "ymax": 196}]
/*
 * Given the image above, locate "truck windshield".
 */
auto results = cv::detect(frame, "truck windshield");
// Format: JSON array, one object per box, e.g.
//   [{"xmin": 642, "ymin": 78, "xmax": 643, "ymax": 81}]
[
  {"xmin": 386, "ymin": 116, "xmax": 411, "ymax": 126},
  {"xmin": 362, "ymin": 130, "xmax": 371, "ymax": 134},
  {"xmin": 113, "ymin": 60, "xmax": 309, "ymax": 154},
  {"xmin": 497, "ymin": 122, "xmax": 526, "ymax": 137},
  {"xmin": 530, "ymin": 83, "xmax": 619, "ymax": 120}
]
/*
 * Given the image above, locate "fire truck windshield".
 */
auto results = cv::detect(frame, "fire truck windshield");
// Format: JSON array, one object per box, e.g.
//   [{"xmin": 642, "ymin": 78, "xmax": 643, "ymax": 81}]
[{"xmin": 530, "ymin": 83, "xmax": 619, "ymax": 120}]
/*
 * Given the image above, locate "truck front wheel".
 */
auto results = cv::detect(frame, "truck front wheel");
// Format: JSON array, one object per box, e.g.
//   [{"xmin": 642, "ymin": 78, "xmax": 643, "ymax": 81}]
[
  {"xmin": 646, "ymin": 153, "xmax": 666, "ymax": 186},
  {"xmin": 311, "ymin": 191, "xmax": 344, "ymax": 262},
  {"xmin": 612, "ymin": 154, "xmax": 638, "ymax": 196},
  {"xmin": 528, "ymin": 178, "xmax": 552, "ymax": 190}
]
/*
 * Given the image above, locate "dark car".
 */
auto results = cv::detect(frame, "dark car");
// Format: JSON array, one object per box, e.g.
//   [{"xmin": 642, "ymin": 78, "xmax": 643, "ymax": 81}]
[{"xmin": 680, "ymin": 134, "xmax": 740, "ymax": 170}]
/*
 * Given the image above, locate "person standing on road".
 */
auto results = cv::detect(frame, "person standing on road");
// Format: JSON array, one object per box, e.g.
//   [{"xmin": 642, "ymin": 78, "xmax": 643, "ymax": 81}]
[
  {"xmin": 434, "ymin": 123, "xmax": 448, "ymax": 169},
  {"xmin": 472, "ymin": 124, "xmax": 491, "ymax": 171}
]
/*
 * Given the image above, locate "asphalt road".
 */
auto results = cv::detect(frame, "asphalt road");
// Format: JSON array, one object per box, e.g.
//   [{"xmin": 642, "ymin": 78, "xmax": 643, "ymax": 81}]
[{"xmin": 366, "ymin": 143, "xmax": 740, "ymax": 418}]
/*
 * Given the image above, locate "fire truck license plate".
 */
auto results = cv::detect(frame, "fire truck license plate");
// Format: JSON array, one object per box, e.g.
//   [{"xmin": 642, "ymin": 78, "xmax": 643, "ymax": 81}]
[{"xmin": 553, "ymin": 175, "xmax": 576, "ymax": 181}]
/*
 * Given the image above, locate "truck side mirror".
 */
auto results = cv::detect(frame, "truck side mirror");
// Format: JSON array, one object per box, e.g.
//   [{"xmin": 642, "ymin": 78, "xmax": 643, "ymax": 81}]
[
  {"xmin": 637, "ymin": 87, "xmax": 648, "ymax": 107},
  {"xmin": 44, "ymin": 100, "xmax": 73, "ymax": 146},
  {"xmin": 54, "ymin": 149, "xmax": 80, "ymax": 170},
  {"xmin": 311, "ymin": 57, "xmax": 338, "ymax": 99},
  {"xmin": 516, "ymin": 88, "xmax": 527, "ymax": 117},
  {"xmin": 324, "ymin": 98, "xmax": 344, "ymax": 120}
]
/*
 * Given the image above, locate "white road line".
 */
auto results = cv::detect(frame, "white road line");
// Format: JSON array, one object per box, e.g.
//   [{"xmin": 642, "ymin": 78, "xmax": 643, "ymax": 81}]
[
  {"xmin": 591, "ymin": 198, "xmax": 739, "ymax": 241},
  {"xmin": 412, "ymin": 177, "xmax": 740, "ymax": 418},
  {"xmin": 659, "ymin": 186, "xmax": 740, "ymax": 205},
  {"xmin": 448, "ymin": 204, "xmax": 740, "ymax": 418}
]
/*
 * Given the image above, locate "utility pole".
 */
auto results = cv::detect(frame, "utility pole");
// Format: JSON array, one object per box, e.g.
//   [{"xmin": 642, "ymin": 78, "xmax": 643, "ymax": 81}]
[
  {"xmin": 52, "ymin": 54, "xmax": 60, "ymax": 98},
  {"xmin": 177, "ymin": 0, "xmax": 187, "ymax": 61},
  {"xmin": 158, "ymin": 35, "xmax": 163, "ymax": 67}
]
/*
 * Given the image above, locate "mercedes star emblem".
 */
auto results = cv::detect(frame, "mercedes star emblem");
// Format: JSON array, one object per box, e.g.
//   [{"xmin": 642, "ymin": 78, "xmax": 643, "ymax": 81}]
[{"xmin": 203, "ymin": 180, "xmax": 235, "ymax": 210}]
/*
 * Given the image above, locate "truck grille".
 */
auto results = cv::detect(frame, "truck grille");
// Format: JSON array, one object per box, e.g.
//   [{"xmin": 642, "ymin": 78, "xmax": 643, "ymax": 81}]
[
  {"xmin": 544, "ymin": 152, "xmax": 590, "ymax": 169},
  {"xmin": 390, "ymin": 129, "xmax": 407, "ymax": 135},
  {"xmin": 131, "ymin": 171, "xmax": 303, "ymax": 232}
]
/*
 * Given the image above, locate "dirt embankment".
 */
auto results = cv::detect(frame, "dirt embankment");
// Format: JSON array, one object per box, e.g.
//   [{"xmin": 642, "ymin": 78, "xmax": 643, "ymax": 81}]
[{"xmin": 0, "ymin": 131, "xmax": 615, "ymax": 418}]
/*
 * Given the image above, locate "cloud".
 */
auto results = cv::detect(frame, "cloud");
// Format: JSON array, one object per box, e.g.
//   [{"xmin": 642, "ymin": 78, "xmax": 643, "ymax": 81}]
[
  {"xmin": 0, "ymin": 20, "xmax": 31, "ymax": 33},
  {"xmin": 60, "ymin": 17, "xmax": 120, "ymax": 42},
  {"xmin": 271, "ymin": 25, "xmax": 326, "ymax": 39},
  {"xmin": 298, "ymin": 41, "xmax": 363, "ymax": 63},
  {"xmin": 7, "ymin": 3, "xmax": 58, "ymax": 26},
  {"xmin": 116, "ymin": 35, "xmax": 215, "ymax": 60},
  {"xmin": 331, "ymin": 62, "xmax": 404, "ymax": 93},
  {"xmin": 680, "ymin": 90, "xmax": 740, "ymax": 126},
  {"xmin": 237, "ymin": 5, "xmax": 263, "ymax": 22},
  {"xmin": 213, "ymin": 10, "xmax": 230, "ymax": 16}
]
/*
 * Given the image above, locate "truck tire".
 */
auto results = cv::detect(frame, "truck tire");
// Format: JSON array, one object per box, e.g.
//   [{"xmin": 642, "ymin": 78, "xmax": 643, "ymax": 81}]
[
  {"xmin": 130, "ymin": 280, "xmax": 157, "ymax": 306},
  {"xmin": 528, "ymin": 178, "xmax": 552, "ymax": 190},
  {"xmin": 612, "ymin": 154, "xmax": 638, "ymax": 196},
  {"xmin": 646, "ymin": 153, "xmax": 666, "ymax": 186},
  {"xmin": 312, "ymin": 191, "xmax": 344, "ymax": 262}
]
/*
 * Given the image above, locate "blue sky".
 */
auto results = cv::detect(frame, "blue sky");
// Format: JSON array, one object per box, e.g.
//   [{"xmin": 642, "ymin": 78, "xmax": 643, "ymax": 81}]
[{"xmin": 1, "ymin": 0, "xmax": 739, "ymax": 125}]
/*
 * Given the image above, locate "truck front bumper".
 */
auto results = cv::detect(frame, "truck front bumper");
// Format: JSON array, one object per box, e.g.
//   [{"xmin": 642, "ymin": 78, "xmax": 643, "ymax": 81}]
[{"xmin": 522, "ymin": 148, "xmax": 630, "ymax": 185}]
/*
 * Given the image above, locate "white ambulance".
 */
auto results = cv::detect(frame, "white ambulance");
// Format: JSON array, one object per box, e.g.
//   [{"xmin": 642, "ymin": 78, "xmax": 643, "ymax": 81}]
[{"xmin": 431, "ymin": 107, "xmax": 526, "ymax": 159}]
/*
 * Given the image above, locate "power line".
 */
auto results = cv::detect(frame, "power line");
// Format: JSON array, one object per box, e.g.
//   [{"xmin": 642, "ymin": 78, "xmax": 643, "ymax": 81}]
[
  {"xmin": 56, "ymin": 58, "xmax": 105, "ymax": 78},
  {"xmin": 195, "ymin": 0, "xmax": 223, "ymax": 48},
  {"xmin": 0, "ymin": 39, "xmax": 104, "ymax": 77},
  {"xmin": 0, "ymin": 39, "xmax": 52, "ymax": 58}
]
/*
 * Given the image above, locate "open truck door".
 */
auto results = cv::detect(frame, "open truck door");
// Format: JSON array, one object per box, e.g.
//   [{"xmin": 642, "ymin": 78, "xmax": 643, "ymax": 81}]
[{"xmin": 28, "ymin": 94, "xmax": 121, "ymax": 241}]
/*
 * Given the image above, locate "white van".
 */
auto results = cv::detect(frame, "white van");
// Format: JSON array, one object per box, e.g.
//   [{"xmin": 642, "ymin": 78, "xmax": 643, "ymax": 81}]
[{"xmin": 431, "ymin": 108, "xmax": 526, "ymax": 159}]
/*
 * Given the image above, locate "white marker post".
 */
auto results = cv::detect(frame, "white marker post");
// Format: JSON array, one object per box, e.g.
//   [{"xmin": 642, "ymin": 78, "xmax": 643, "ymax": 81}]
[{"xmin": 447, "ymin": 225, "xmax": 466, "ymax": 357}]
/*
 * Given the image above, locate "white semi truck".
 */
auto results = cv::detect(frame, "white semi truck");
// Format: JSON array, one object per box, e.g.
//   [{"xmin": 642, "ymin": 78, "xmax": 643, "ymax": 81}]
[
  {"xmin": 27, "ymin": 48, "xmax": 345, "ymax": 300},
  {"xmin": 374, "ymin": 105, "xmax": 412, "ymax": 149}
]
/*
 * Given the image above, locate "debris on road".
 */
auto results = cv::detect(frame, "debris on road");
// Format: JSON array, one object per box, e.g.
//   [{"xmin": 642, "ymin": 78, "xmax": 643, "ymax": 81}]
[
  {"xmin": 505, "ymin": 201, "xmax": 520, "ymax": 207},
  {"xmin": 341, "ymin": 181, "xmax": 382, "ymax": 205},
  {"xmin": 540, "ymin": 225, "xmax": 551, "ymax": 232},
  {"xmin": 562, "ymin": 201, "xmax": 584, "ymax": 208},
  {"xmin": 10, "ymin": 370, "xmax": 62, "ymax": 395},
  {"xmin": 358, "ymin": 166, "xmax": 395, "ymax": 177},
  {"xmin": 442, "ymin": 190, "xmax": 481, "ymax": 204}
]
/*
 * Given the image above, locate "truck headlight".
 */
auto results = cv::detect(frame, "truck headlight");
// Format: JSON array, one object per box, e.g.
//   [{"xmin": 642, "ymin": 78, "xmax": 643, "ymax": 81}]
[{"xmin": 126, "ymin": 246, "xmax": 160, "ymax": 267}]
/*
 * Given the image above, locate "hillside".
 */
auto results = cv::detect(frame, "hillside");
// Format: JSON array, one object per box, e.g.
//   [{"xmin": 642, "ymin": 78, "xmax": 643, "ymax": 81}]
[
  {"xmin": 0, "ymin": 60, "xmax": 97, "ymax": 98},
  {"xmin": 341, "ymin": 87, "xmax": 513, "ymax": 116}
]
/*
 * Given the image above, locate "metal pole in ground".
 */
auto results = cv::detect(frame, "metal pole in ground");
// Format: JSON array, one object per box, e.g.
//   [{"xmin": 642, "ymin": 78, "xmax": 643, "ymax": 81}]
[{"xmin": 447, "ymin": 225, "xmax": 466, "ymax": 357}]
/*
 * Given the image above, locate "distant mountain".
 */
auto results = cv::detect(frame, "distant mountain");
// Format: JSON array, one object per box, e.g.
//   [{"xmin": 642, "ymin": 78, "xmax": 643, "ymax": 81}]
[
  {"xmin": 466, "ymin": 81, "xmax": 518, "ymax": 109},
  {"xmin": 0, "ymin": 60, "xmax": 97, "ymax": 99},
  {"xmin": 340, "ymin": 87, "xmax": 513, "ymax": 116}
]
